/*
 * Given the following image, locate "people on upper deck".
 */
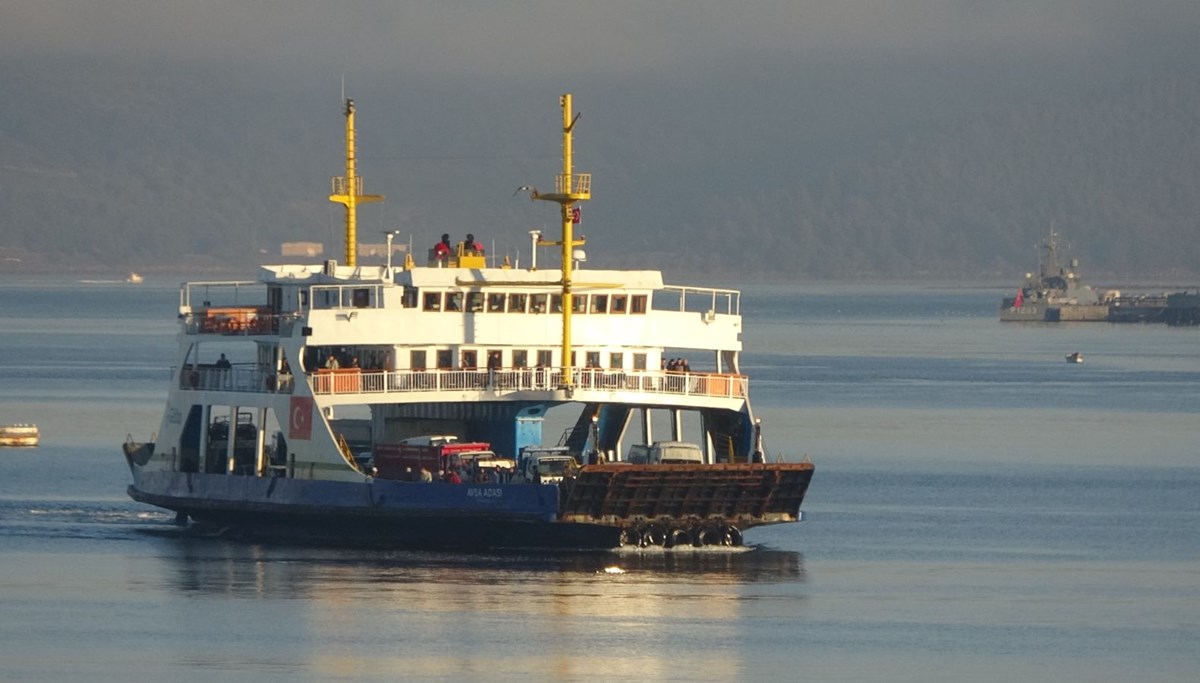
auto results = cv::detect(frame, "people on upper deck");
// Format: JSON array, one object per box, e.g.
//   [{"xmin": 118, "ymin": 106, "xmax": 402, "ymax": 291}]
[
  {"xmin": 461, "ymin": 233, "xmax": 484, "ymax": 256},
  {"xmin": 665, "ymin": 358, "xmax": 691, "ymax": 372},
  {"xmin": 433, "ymin": 234, "xmax": 453, "ymax": 262},
  {"xmin": 325, "ymin": 354, "xmax": 340, "ymax": 370},
  {"xmin": 216, "ymin": 353, "xmax": 231, "ymax": 369}
]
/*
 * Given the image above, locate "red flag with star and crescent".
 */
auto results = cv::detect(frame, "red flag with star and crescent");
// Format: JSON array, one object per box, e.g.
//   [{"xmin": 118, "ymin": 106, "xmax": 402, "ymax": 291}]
[{"xmin": 289, "ymin": 396, "xmax": 313, "ymax": 440}]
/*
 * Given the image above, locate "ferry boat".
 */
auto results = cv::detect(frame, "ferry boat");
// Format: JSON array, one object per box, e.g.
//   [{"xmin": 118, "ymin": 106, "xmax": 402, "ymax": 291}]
[
  {"xmin": 1, "ymin": 424, "xmax": 39, "ymax": 447},
  {"xmin": 122, "ymin": 94, "xmax": 814, "ymax": 550}
]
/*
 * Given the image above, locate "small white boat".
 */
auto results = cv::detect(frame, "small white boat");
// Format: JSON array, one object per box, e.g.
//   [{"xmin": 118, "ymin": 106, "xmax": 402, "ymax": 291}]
[
  {"xmin": 125, "ymin": 272, "xmax": 145, "ymax": 284},
  {"xmin": 0, "ymin": 424, "xmax": 39, "ymax": 447},
  {"xmin": 1066, "ymin": 352, "xmax": 1084, "ymax": 364}
]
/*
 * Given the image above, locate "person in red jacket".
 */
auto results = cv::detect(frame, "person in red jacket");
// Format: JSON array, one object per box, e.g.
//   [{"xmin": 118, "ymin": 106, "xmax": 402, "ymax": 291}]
[{"xmin": 433, "ymin": 233, "xmax": 452, "ymax": 262}]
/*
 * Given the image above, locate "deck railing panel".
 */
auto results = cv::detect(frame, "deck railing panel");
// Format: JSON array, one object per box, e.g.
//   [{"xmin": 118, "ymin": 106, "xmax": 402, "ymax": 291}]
[{"xmin": 176, "ymin": 365, "xmax": 746, "ymax": 401}]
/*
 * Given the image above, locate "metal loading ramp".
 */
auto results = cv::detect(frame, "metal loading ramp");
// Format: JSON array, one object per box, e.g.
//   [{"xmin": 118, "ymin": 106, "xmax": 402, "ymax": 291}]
[{"xmin": 558, "ymin": 462, "xmax": 814, "ymax": 527}]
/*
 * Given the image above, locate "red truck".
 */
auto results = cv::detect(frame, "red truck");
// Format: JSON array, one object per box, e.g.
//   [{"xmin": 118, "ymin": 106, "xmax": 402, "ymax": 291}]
[{"xmin": 372, "ymin": 436, "xmax": 497, "ymax": 481}]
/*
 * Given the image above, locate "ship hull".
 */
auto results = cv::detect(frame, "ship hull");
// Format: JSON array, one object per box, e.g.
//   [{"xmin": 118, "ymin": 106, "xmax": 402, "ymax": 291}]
[
  {"xmin": 127, "ymin": 462, "xmax": 812, "ymax": 550},
  {"xmin": 128, "ymin": 469, "xmax": 616, "ymax": 549},
  {"xmin": 999, "ymin": 304, "xmax": 1050, "ymax": 322},
  {"xmin": 999, "ymin": 303, "xmax": 1110, "ymax": 322}
]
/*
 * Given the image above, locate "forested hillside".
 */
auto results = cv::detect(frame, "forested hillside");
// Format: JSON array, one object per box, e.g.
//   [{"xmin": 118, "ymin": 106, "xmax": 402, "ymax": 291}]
[{"xmin": 2, "ymin": 58, "xmax": 1197, "ymax": 280}]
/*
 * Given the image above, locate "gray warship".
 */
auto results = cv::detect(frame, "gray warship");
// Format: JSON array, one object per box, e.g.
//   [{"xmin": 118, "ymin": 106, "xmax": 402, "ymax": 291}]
[{"xmin": 999, "ymin": 229, "xmax": 1109, "ymax": 322}]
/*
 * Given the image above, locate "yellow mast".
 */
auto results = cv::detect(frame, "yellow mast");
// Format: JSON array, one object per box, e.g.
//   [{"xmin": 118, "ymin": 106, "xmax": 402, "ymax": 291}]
[
  {"xmin": 534, "ymin": 93, "xmax": 591, "ymax": 391},
  {"xmin": 328, "ymin": 98, "xmax": 384, "ymax": 268}
]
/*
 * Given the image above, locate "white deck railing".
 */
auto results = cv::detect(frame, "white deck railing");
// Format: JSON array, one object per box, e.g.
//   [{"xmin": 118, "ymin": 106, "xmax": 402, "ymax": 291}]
[
  {"xmin": 309, "ymin": 367, "xmax": 747, "ymax": 400},
  {"xmin": 177, "ymin": 366, "xmax": 295, "ymax": 394},
  {"xmin": 177, "ymin": 365, "xmax": 747, "ymax": 401}
]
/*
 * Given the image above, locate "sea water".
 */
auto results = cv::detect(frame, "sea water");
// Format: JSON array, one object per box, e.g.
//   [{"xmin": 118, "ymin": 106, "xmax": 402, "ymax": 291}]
[{"xmin": 1, "ymin": 278, "xmax": 1197, "ymax": 682}]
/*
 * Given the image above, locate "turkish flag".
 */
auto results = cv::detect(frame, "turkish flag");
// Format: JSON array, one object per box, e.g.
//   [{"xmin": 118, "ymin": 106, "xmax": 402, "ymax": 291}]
[
  {"xmin": 1014, "ymin": 289, "xmax": 1024, "ymax": 308},
  {"xmin": 289, "ymin": 396, "xmax": 313, "ymax": 440}
]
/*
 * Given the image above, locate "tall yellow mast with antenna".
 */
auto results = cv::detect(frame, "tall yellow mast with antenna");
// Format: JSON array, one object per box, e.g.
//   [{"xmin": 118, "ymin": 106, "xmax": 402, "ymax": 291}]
[
  {"xmin": 329, "ymin": 98, "xmax": 384, "ymax": 268},
  {"xmin": 534, "ymin": 94, "xmax": 591, "ymax": 392}
]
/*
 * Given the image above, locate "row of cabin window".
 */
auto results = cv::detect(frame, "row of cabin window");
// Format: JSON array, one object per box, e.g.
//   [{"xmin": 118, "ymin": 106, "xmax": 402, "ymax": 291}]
[
  {"xmin": 418, "ymin": 291, "xmax": 648, "ymax": 315},
  {"xmin": 409, "ymin": 349, "xmax": 650, "ymax": 371}
]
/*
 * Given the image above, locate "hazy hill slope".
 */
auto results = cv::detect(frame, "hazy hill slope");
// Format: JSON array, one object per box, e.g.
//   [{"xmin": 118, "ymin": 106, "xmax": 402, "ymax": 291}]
[
  {"xmin": 1, "ymin": 60, "xmax": 1197, "ymax": 280},
  {"xmin": 685, "ymin": 73, "xmax": 1200, "ymax": 279}
]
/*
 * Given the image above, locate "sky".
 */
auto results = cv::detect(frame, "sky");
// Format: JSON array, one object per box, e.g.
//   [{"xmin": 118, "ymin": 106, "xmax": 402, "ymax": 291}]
[{"xmin": 4, "ymin": 1, "xmax": 1198, "ymax": 81}]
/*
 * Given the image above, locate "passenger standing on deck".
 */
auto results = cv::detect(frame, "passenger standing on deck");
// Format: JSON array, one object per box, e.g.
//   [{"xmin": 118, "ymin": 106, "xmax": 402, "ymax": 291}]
[
  {"xmin": 462, "ymin": 233, "xmax": 484, "ymax": 256},
  {"xmin": 433, "ymin": 234, "xmax": 452, "ymax": 263},
  {"xmin": 215, "ymin": 353, "xmax": 231, "ymax": 369}
]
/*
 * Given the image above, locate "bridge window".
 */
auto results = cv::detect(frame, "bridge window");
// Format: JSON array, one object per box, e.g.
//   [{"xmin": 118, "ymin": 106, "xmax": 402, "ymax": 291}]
[
  {"xmin": 436, "ymin": 350, "xmax": 452, "ymax": 369},
  {"xmin": 410, "ymin": 350, "xmax": 427, "ymax": 371},
  {"xmin": 537, "ymin": 349, "xmax": 553, "ymax": 367},
  {"xmin": 352, "ymin": 288, "xmax": 371, "ymax": 308},
  {"xmin": 446, "ymin": 292, "xmax": 463, "ymax": 312},
  {"xmin": 633, "ymin": 353, "xmax": 647, "ymax": 370},
  {"xmin": 508, "ymin": 293, "xmax": 527, "ymax": 313},
  {"xmin": 466, "ymin": 292, "xmax": 484, "ymax": 312},
  {"xmin": 572, "ymin": 295, "xmax": 588, "ymax": 314},
  {"xmin": 585, "ymin": 351, "xmax": 601, "ymax": 368},
  {"xmin": 488, "ymin": 293, "xmax": 506, "ymax": 312},
  {"xmin": 611, "ymin": 294, "xmax": 627, "ymax": 313},
  {"xmin": 513, "ymin": 350, "xmax": 528, "ymax": 368},
  {"xmin": 402, "ymin": 286, "xmax": 418, "ymax": 308},
  {"xmin": 530, "ymin": 294, "xmax": 548, "ymax": 313},
  {"xmin": 610, "ymin": 352, "xmax": 623, "ymax": 369},
  {"xmin": 551, "ymin": 295, "xmax": 563, "ymax": 313},
  {"xmin": 631, "ymin": 294, "xmax": 648, "ymax": 314},
  {"xmin": 591, "ymin": 294, "xmax": 608, "ymax": 313},
  {"xmin": 460, "ymin": 349, "xmax": 478, "ymax": 369},
  {"xmin": 423, "ymin": 292, "xmax": 442, "ymax": 312}
]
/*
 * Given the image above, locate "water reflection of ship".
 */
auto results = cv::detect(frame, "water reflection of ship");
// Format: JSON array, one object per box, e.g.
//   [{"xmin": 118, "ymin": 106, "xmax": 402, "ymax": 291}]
[
  {"xmin": 157, "ymin": 534, "xmax": 803, "ymax": 678},
  {"xmin": 161, "ymin": 533, "xmax": 804, "ymax": 596}
]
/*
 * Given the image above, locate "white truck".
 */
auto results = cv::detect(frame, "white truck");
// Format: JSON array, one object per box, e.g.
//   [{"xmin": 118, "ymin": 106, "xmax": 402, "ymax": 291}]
[
  {"xmin": 626, "ymin": 441, "xmax": 704, "ymax": 465},
  {"xmin": 516, "ymin": 446, "xmax": 579, "ymax": 484}
]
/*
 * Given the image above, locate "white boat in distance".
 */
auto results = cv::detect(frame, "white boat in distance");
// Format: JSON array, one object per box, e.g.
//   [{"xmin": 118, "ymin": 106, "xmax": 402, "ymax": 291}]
[
  {"xmin": 122, "ymin": 94, "xmax": 814, "ymax": 550},
  {"xmin": 1, "ymin": 424, "xmax": 39, "ymax": 447}
]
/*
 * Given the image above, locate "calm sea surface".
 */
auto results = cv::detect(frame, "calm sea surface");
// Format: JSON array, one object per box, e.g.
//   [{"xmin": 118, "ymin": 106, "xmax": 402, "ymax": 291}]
[{"xmin": 1, "ymin": 277, "xmax": 1198, "ymax": 682}]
